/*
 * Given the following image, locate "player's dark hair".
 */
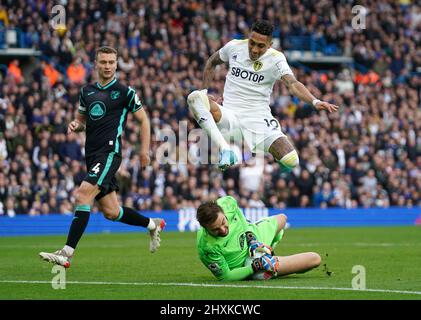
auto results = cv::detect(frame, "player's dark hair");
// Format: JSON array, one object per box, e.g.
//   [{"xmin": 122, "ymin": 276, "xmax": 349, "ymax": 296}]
[
  {"xmin": 251, "ymin": 20, "xmax": 273, "ymax": 37},
  {"xmin": 197, "ymin": 201, "xmax": 223, "ymax": 227},
  {"xmin": 95, "ymin": 46, "xmax": 118, "ymax": 59}
]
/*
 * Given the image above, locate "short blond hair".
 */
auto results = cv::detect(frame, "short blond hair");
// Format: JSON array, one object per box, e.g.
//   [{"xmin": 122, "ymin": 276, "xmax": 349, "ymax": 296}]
[{"xmin": 95, "ymin": 46, "xmax": 118, "ymax": 60}]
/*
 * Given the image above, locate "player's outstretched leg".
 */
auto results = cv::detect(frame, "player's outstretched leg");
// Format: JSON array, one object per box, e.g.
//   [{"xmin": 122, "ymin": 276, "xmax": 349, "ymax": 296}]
[
  {"xmin": 39, "ymin": 249, "xmax": 72, "ymax": 268},
  {"xmin": 39, "ymin": 182, "xmax": 99, "ymax": 268},
  {"xmin": 98, "ymin": 192, "xmax": 166, "ymax": 253},
  {"xmin": 111, "ymin": 207, "xmax": 166, "ymax": 253},
  {"xmin": 187, "ymin": 89, "xmax": 237, "ymax": 170},
  {"xmin": 149, "ymin": 218, "xmax": 166, "ymax": 253},
  {"xmin": 274, "ymin": 252, "xmax": 321, "ymax": 276},
  {"xmin": 218, "ymin": 149, "xmax": 238, "ymax": 171}
]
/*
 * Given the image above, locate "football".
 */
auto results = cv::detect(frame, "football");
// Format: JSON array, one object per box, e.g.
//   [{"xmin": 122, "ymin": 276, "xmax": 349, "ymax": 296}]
[{"xmin": 244, "ymin": 252, "xmax": 275, "ymax": 280}]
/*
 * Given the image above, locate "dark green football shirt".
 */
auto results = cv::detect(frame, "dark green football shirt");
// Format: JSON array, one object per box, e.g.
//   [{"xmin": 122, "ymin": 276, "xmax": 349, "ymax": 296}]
[{"xmin": 78, "ymin": 78, "xmax": 142, "ymax": 157}]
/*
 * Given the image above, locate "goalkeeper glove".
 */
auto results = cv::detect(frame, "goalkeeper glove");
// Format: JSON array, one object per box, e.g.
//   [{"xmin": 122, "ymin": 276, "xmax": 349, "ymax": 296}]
[
  {"xmin": 245, "ymin": 231, "xmax": 273, "ymax": 256},
  {"xmin": 251, "ymin": 253, "xmax": 279, "ymax": 275}
]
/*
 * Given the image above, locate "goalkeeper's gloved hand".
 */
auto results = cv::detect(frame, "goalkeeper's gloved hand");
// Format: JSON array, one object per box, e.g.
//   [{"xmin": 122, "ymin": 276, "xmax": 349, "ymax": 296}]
[
  {"xmin": 249, "ymin": 240, "xmax": 273, "ymax": 257},
  {"xmin": 245, "ymin": 231, "xmax": 274, "ymax": 256},
  {"xmin": 251, "ymin": 253, "xmax": 279, "ymax": 275}
]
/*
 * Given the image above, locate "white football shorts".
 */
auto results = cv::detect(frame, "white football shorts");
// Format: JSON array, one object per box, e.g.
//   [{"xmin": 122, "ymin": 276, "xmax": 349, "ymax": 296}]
[{"xmin": 215, "ymin": 103, "xmax": 286, "ymax": 153}]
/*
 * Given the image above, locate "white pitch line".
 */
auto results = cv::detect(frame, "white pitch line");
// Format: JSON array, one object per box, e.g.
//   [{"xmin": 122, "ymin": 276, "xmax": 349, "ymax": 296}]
[
  {"xmin": 1, "ymin": 280, "xmax": 421, "ymax": 296},
  {"xmin": 1, "ymin": 242, "xmax": 421, "ymax": 249}
]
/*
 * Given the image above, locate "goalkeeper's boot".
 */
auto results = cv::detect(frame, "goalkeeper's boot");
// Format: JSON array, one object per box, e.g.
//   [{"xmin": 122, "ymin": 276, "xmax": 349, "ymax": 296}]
[
  {"xmin": 218, "ymin": 149, "xmax": 237, "ymax": 171},
  {"xmin": 149, "ymin": 218, "xmax": 166, "ymax": 253},
  {"xmin": 39, "ymin": 249, "xmax": 72, "ymax": 268}
]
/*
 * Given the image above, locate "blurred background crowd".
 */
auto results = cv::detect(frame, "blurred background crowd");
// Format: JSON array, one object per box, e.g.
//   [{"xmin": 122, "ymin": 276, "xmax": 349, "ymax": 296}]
[{"xmin": 0, "ymin": 0, "xmax": 420, "ymax": 216}]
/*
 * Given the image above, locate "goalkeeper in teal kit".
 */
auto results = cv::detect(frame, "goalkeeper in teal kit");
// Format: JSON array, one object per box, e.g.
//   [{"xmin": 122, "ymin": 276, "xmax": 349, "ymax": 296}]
[{"xmin": 196, "ymin": 196, "xmax": 321, "ymax": 281}]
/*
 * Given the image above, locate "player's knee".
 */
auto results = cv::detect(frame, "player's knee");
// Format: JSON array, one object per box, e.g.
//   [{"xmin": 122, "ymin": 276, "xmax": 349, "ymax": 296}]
[
  {"xmin": 75, "ymin": 183, "xmax": 97, "ymax": 205},
  {"xmin": 278, "ymin": 150, "xmax": 299, "ymax": 170},
  {"xmin": 102, "ymin": 207, "xmax": 119, "ymax": 221},
  {"xmin": 75, "ymin": 188, "xmax": 91, "ymax": 206},
  {"xmin": 187, "ymin": 90, "xmax": 210, "ymax": 111},
  {"xmin": 277, "ymin": 214, "xmax": 287, "ymax": 229},
  {"xmin": 309, "ymin": 252, "xmax": 322, "ymax": 267}
]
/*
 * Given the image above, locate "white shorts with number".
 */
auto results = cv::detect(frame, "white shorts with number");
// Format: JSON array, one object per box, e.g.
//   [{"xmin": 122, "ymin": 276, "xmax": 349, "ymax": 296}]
[{"xmin": 216, "ymin": 104, "xmax": 286, "ymax": 153}]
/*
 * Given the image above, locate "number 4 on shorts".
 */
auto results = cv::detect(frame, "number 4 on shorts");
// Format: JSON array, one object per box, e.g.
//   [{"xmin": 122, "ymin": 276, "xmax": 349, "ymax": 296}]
[{"xmin": 91, "ymin": 163, "xmax": 101, "ymax": 175}]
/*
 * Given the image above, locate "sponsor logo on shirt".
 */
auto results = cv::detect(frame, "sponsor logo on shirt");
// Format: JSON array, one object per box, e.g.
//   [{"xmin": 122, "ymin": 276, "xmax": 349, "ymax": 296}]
[
  {"xmin": 231, "ymin": 67, "xmax": 264, "ymax": 83},
  {"xmin": 89, "ymin": 101, "xmax": 107, "ymax": 120}
]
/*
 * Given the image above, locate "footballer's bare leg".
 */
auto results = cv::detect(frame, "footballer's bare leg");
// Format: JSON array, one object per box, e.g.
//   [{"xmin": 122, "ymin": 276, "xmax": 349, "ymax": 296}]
[
  {"xmin": 39, "ymin": 181, "xmax": 100, "ymax": 268},
  {"xmin": 275, "ymin": 252, "xmax": 322, "ymax": 276},
  {"xmin": 98, "ymin": 191, "xmax": 165, "ymax": 253},
  {"xmin": 274, "ymin": 213, "xmax": 287, "ymax": 233},
  {"xmin": 97, "ymin": 191, "xmax": 120, "ymax": 220},
  {"xmin": 269, "ymin": 136, "xmax": 299, "ymax": 172},
  {"xmin": 187, "ymin": 90, "xmax": 237, "ymax": 170},
  {"xmin": 208, "ymin": 96, "xmax": 222, "ymax": 122}
]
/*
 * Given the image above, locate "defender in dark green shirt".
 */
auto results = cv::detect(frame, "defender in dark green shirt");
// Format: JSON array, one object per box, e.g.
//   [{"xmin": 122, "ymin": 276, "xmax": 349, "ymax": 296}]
[
  {"xmin": 78, "ymin": 78, "xmax": 142, "ymax": 196},
  {"xmin": 40, "ymin": 46, "xmax": 165, "ymax": 268}
]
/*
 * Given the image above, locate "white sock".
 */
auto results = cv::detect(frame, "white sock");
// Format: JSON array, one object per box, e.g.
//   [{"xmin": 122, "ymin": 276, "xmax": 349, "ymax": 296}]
[
  {"xmin": 63, "ymin": 245, "xmax": 74, "ymax": 257},
  {"xmin": 147, "ymin": 219, "xmax": 156, "ymax": 230},
  {"xmin": 188, "ymin": 91, "xmax": 230, "ymax": 151}
]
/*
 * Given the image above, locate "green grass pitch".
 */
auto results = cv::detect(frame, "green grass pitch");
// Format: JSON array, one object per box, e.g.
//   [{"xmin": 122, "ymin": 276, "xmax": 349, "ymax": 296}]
[{"xmin": 1, "ymin": 226, "xmax": 420, "ymax": 300}]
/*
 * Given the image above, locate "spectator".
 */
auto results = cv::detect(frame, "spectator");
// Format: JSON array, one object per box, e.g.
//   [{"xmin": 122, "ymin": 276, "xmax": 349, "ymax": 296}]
[
  {"xmin": 249, "ymin": 192, "xmax": 265, "ymax": 208},
  {"xmin": 66, "ymin": 57, "xmax": 86, "ymax": 85},
  {"xmin": 43, "ymin": 61, "xmax": 61, "ymax": 87},
  {"xmin": 0, "ymin": 5, "xmax": 9, "ymax": 26},
  {"xmin": 8, "ymin": 59, "xmax": 23, "ymax": 84},
  {"xmin": 0, "ymin": 132, "xmax": 7, "ymax": 161},
  {"xmin": 118, "ymin": 48, "xmax": 135, "ymax": 74},
  {"xmin": 0, "ymin": 0, "xmax": 419, "ymax": 213},
  {"xmin": 239, "ymin": 157, "xmax": 264, "ymax": 193},
  {"xmin": 314, "ymin": 182, "xmax": 334, "ymax": 208}
]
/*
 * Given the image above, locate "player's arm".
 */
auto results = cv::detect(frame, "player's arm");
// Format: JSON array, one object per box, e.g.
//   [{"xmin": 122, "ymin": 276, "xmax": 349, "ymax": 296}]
[
  {"xmin": 201, "ymin": 250, "xmax": 254, "ymax": 281},
  {"xmin": 203, "ymin": 50, "xmax": 225, "ymax": 89},
  {"xmin": 133, "ymin": 107, "xmax": 151, "ymax": 167},
  {"xmin": 68, "ymin": 110, "xmax": 87, "ymax": 134},
  {"xmin": 69, "ymin": 88, "xmax": 88, "ymax": 134},
  {"xmin": 281, "ymin": 74, "xmax": 339, "ymax": 113}
]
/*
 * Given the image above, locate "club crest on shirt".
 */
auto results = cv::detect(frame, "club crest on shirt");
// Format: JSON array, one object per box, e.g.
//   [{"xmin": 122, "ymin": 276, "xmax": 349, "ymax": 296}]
[
  {"xmin": 253, "ymin": 61, "xmax": 263, "ymax": 71},
  {"xmin": 111, "ymin": 90, "xmax": 120, "ymax": 100}
]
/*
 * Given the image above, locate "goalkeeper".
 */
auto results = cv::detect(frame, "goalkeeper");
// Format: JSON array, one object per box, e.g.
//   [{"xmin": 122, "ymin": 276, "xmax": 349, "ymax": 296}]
[{"xmin": 196, "ymin": 196, "xmax": 321, "ymax": 281}]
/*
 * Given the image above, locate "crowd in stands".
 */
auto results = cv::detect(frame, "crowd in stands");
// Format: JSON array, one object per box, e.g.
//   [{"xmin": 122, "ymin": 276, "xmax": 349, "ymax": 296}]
[{"xmin": 0, "ymin": 0, "xmax": 420, "ymax": 216}]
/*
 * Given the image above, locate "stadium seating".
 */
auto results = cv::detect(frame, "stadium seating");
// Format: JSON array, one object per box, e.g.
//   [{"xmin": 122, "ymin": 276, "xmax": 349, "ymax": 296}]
[{"xmin": 0, "ymin": 1, "xmax": 419, "ymax": 215}]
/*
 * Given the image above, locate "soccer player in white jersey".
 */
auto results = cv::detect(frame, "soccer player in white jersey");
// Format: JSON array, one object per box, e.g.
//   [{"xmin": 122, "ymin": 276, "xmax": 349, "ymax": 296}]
[{"xmin": 187, "ymin": 20, "xmax": 339, "ymax": 171}]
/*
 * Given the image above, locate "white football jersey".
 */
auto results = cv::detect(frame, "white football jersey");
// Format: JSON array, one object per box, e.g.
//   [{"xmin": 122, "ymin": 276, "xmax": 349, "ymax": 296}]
[{"xmin": 219, "ymin": 39, "xmax": 294, "ymax": 115}]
